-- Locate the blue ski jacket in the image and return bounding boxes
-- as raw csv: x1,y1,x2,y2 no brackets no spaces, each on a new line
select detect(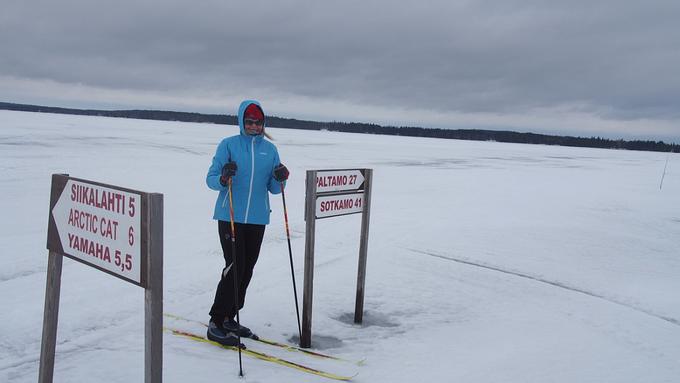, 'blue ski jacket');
206,100,284,225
